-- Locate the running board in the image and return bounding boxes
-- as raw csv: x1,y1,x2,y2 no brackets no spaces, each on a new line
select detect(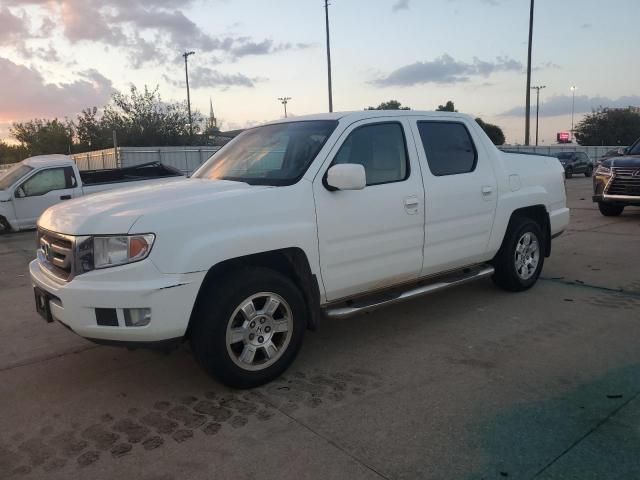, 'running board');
322,264,495,319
